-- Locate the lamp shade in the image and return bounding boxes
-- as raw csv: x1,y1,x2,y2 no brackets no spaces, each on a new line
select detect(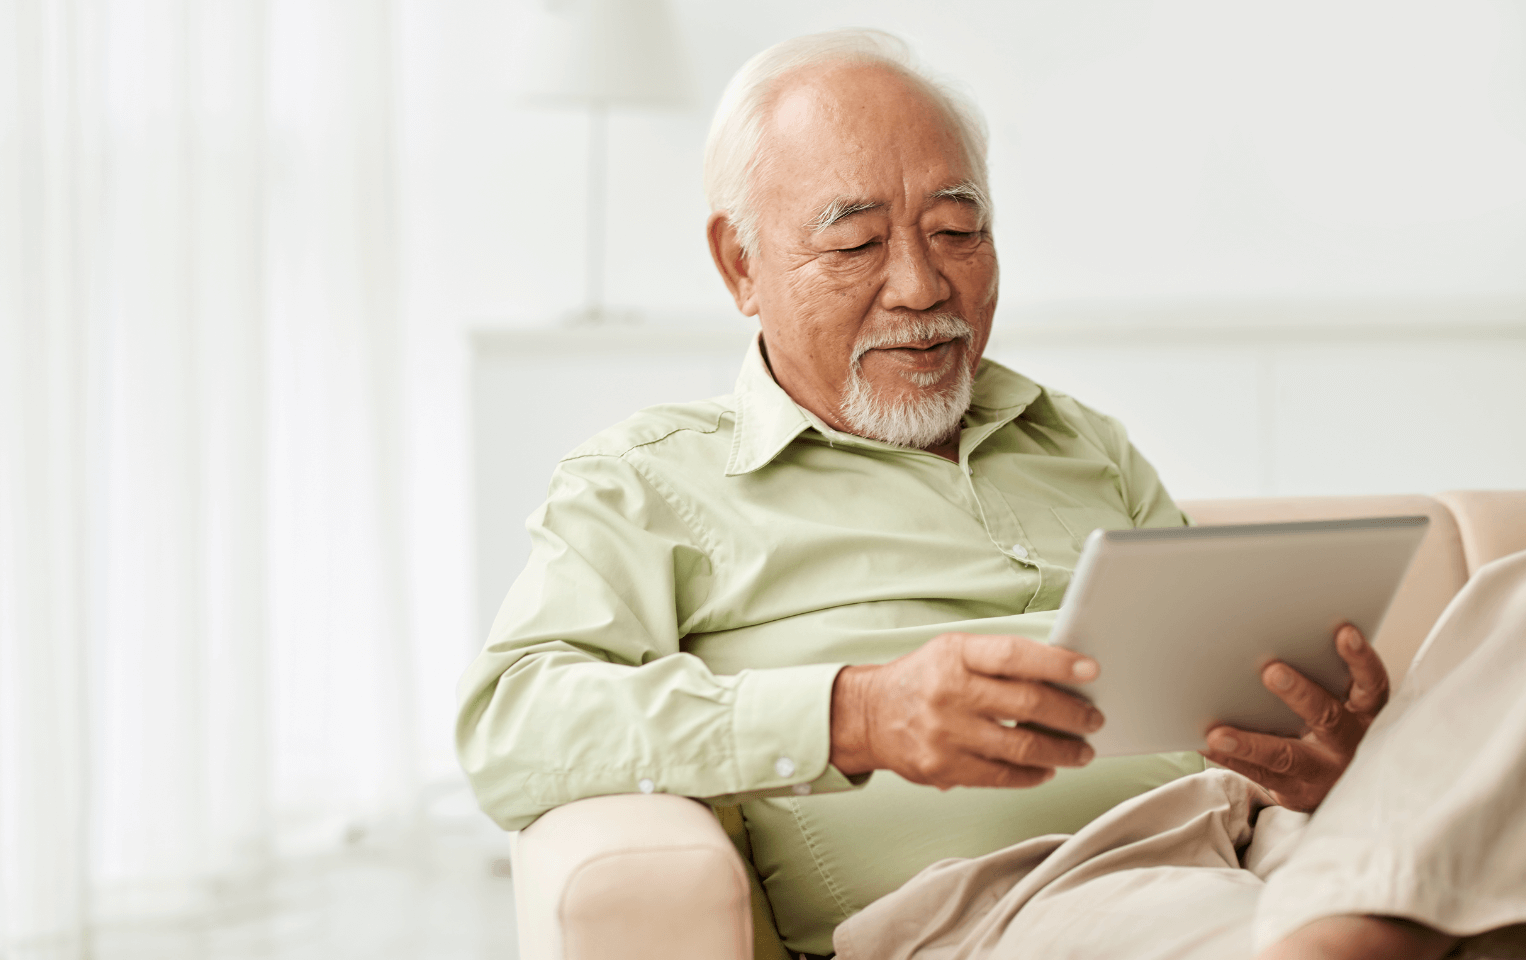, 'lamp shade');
508,0,690,107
